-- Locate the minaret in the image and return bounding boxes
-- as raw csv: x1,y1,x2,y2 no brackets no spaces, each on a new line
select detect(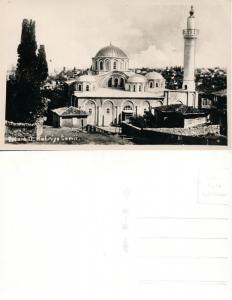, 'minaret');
182,6,199,91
